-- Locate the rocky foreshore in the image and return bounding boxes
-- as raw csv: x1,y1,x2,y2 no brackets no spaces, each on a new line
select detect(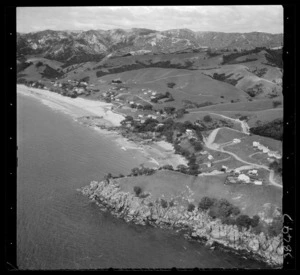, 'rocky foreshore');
78,178,283,267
